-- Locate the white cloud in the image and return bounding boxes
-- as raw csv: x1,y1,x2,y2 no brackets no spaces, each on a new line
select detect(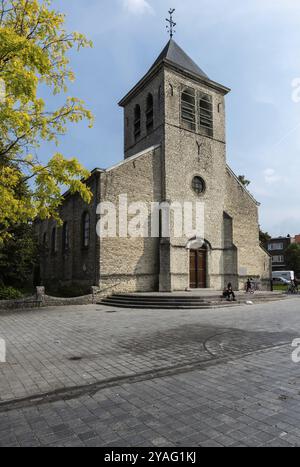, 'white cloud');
263,168,286,184
122,0,154,15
